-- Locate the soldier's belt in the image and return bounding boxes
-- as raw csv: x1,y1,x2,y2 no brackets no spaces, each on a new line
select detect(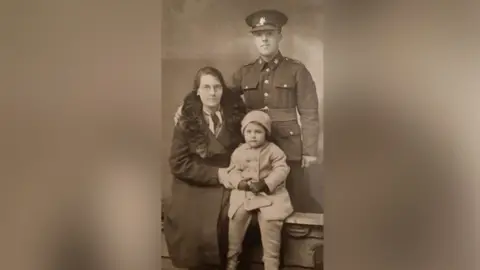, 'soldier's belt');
259,107,297,122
